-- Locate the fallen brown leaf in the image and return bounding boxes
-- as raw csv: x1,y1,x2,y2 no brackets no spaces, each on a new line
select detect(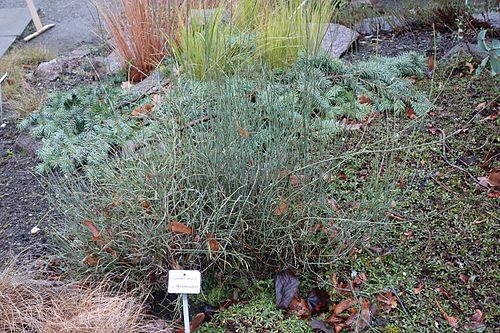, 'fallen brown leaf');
396,176,405,189
436,301,459,329
358,95,372,105
407,107,417,120
487,191,500,198
427,53,436,73
486,169,500,189
207,233,221,252
413,283,424,294
358,299,372,330
436,287,451,299
376,291,397,312
141,200,152,213
289,297,311,319
327,197,341,211
353,273,367,286
290,174,305,187
236,121,250,138
459,274,469,284
274,198,288,216
465,309,485,331
83,219,100,240
334,298,356,315
131,103,155,117
83,252,98,267
167,221,193,235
